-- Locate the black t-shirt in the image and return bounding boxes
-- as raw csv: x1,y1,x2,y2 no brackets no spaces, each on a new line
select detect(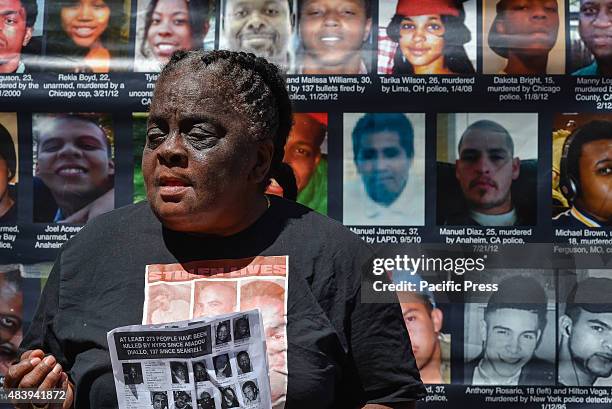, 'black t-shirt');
21,197,425,408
